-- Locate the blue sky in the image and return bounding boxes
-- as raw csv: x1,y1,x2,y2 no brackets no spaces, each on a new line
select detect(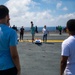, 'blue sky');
32,0,75,15
0,0,75,27
0,0,7,4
